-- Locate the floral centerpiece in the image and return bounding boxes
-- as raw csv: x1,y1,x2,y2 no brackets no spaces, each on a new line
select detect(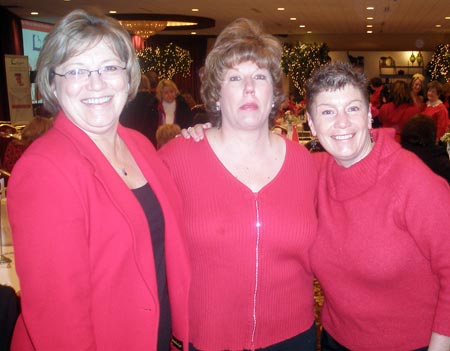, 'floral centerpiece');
275,101,307,126
441,131,450,158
